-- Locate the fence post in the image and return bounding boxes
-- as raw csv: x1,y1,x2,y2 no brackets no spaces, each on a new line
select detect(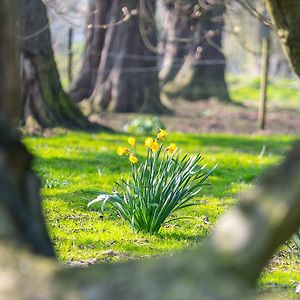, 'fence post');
258,26,271,130
67,27,73,84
